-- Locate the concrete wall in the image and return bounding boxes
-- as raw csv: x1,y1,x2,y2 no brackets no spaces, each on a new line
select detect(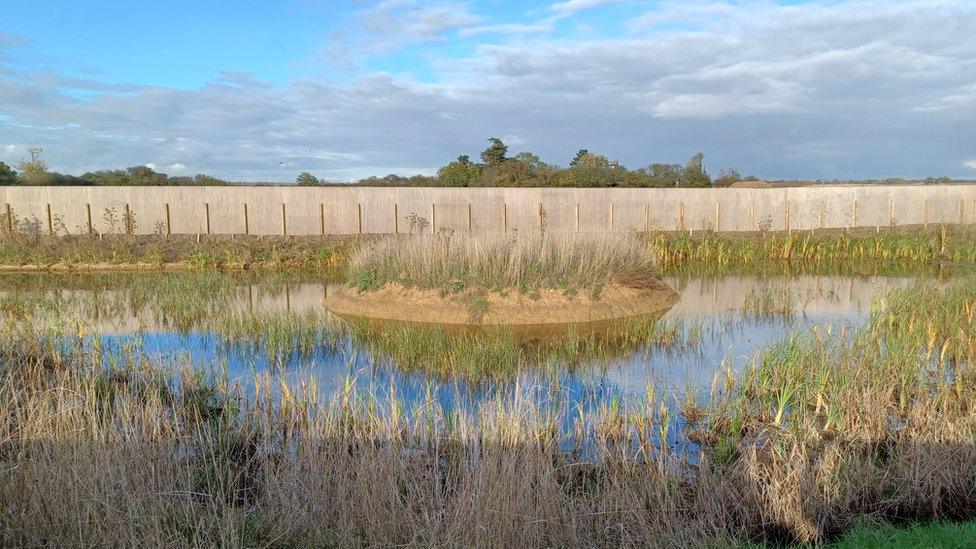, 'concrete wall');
1,185,974,236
